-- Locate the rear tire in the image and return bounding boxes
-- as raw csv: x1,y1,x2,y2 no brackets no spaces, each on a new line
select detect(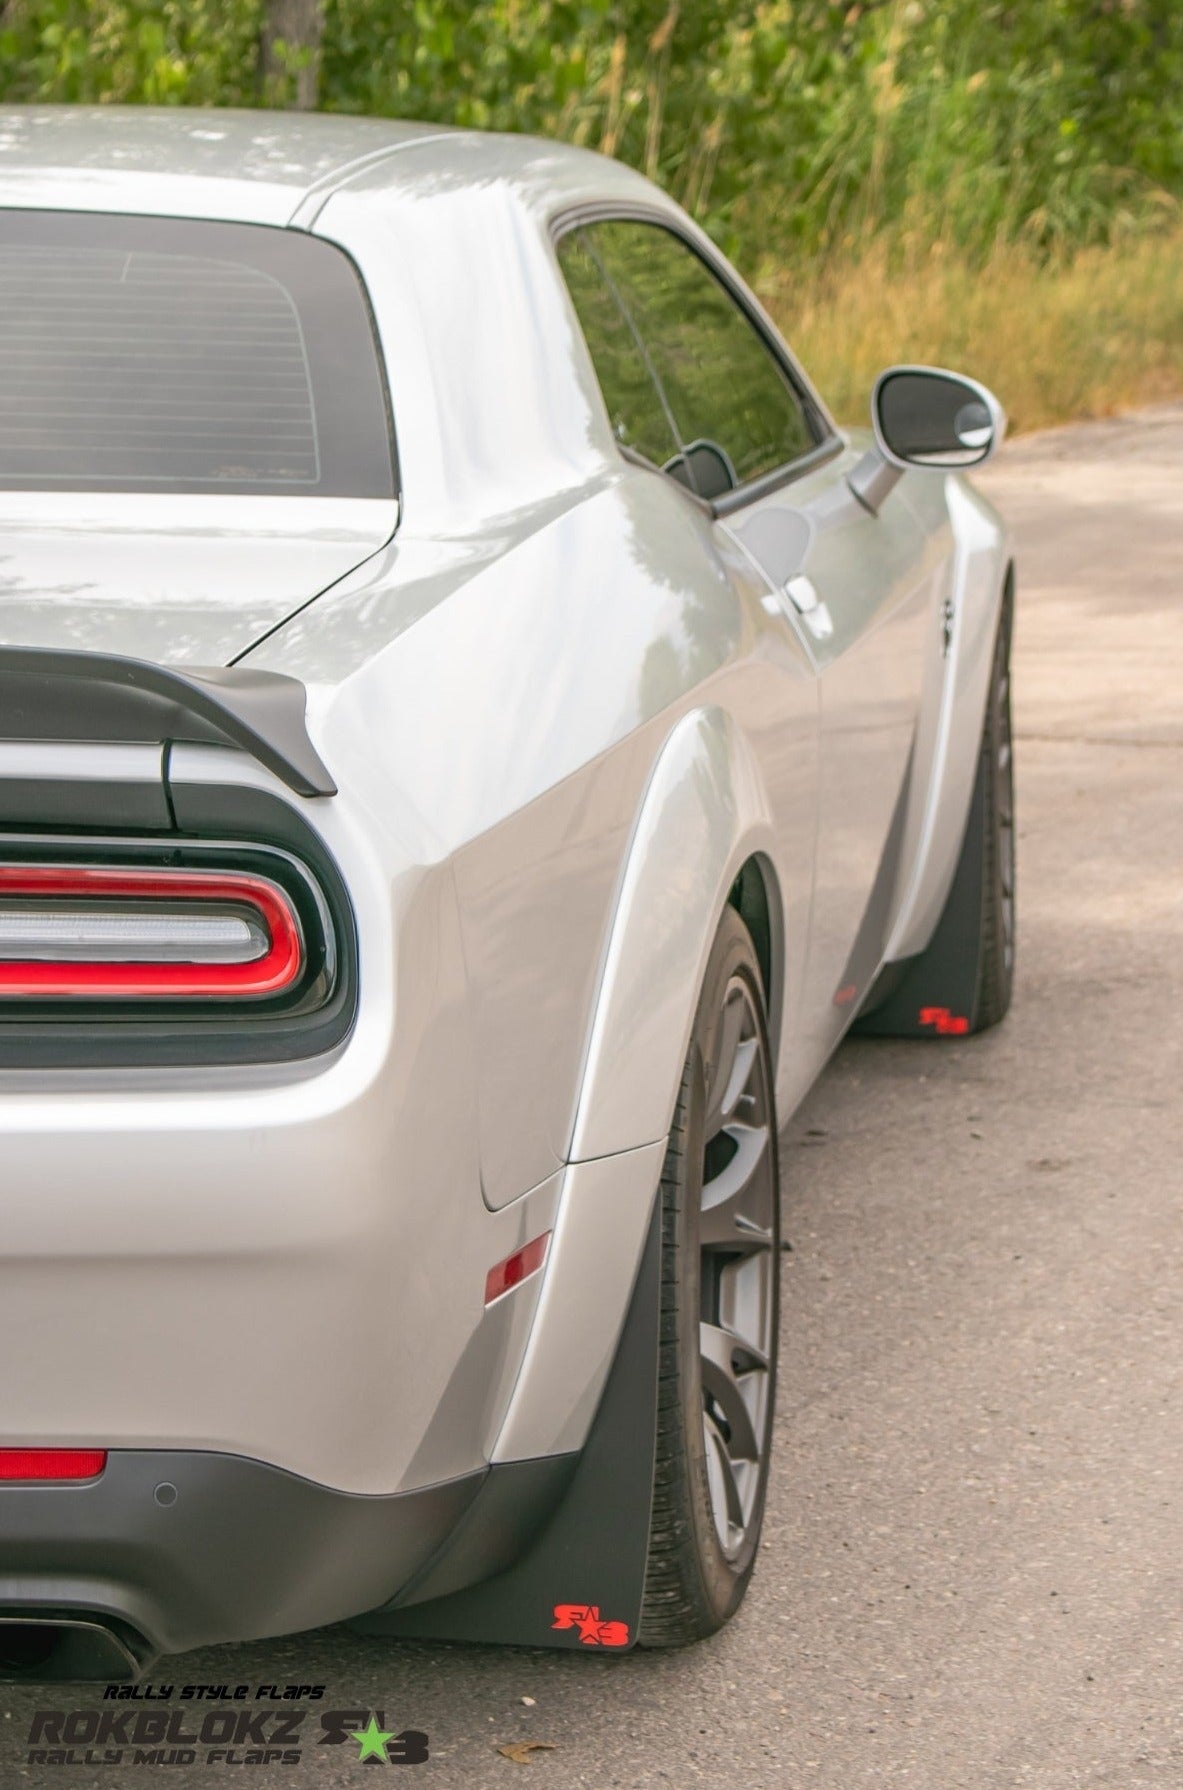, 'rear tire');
638,906,780,1646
